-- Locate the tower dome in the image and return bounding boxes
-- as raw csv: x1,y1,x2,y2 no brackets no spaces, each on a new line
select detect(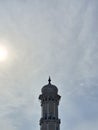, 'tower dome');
42,77,58,95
